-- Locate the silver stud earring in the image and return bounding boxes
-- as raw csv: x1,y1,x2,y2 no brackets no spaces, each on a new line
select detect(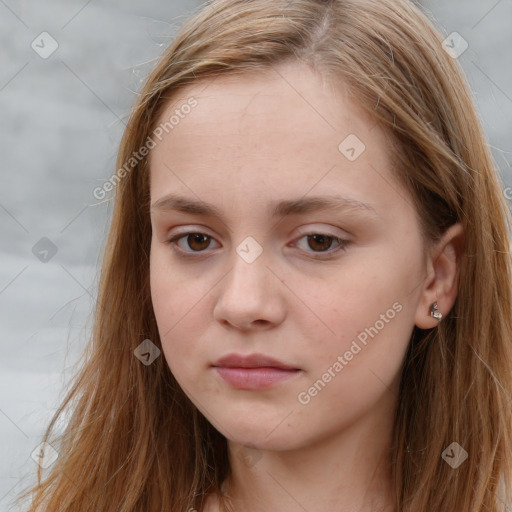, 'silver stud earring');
430,301,442,320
